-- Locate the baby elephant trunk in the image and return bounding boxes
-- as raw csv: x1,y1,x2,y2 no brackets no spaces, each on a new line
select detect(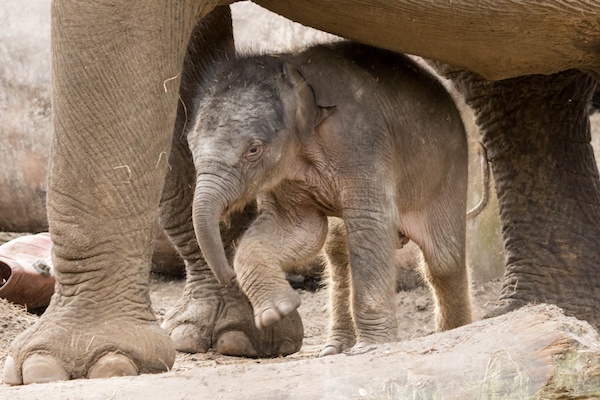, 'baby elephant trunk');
192,178,237,287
